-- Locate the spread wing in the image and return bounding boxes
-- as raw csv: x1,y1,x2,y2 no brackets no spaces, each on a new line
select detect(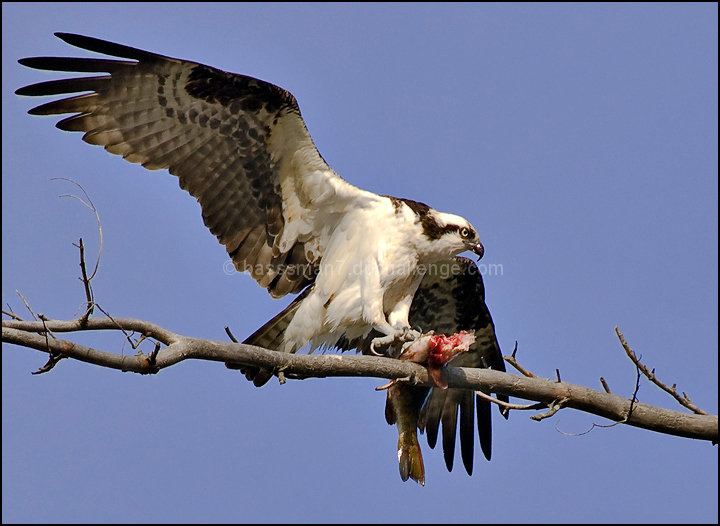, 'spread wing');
16,32,377,298
410,256,509,476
